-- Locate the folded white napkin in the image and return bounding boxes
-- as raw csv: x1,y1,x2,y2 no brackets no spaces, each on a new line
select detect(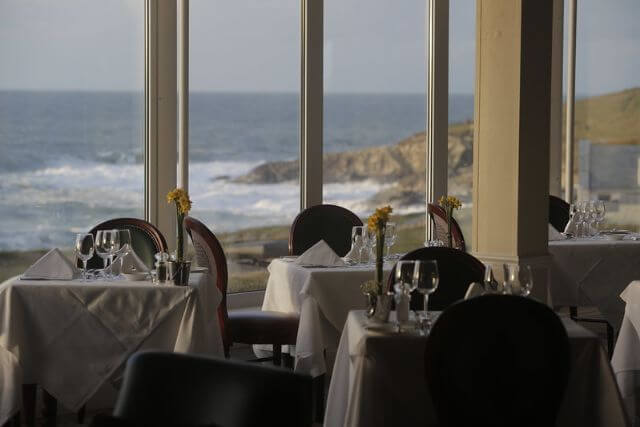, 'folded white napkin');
548,224,566,241
22,248,78,280
107,248,149,276
294,240,346,267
